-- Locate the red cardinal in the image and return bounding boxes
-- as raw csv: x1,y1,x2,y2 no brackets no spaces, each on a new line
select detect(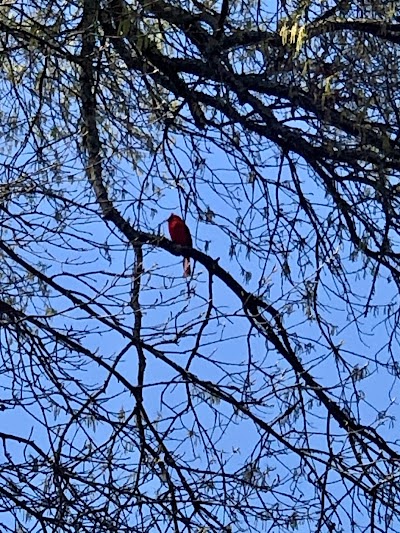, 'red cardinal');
168,213,192,277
